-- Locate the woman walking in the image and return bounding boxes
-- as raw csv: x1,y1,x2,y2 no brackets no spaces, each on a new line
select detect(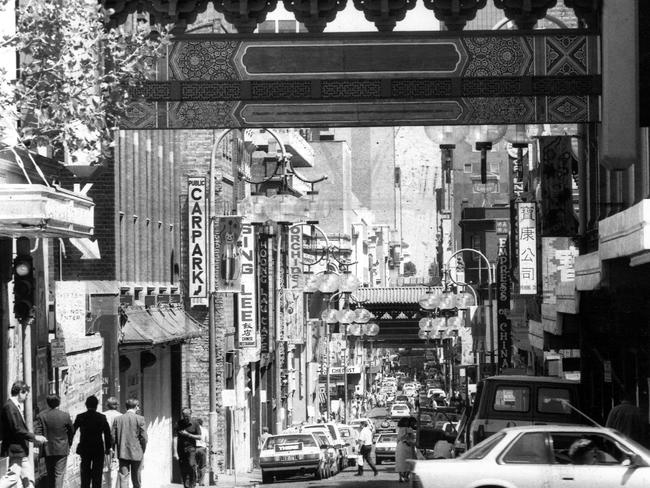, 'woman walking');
395,417,416,482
